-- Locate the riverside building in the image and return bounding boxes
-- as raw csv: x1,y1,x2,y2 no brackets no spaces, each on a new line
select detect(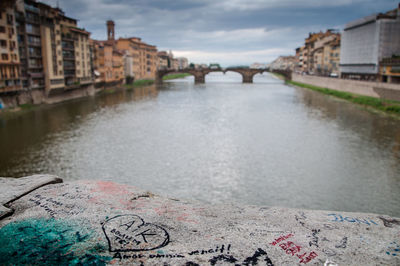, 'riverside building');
340,4,400,81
